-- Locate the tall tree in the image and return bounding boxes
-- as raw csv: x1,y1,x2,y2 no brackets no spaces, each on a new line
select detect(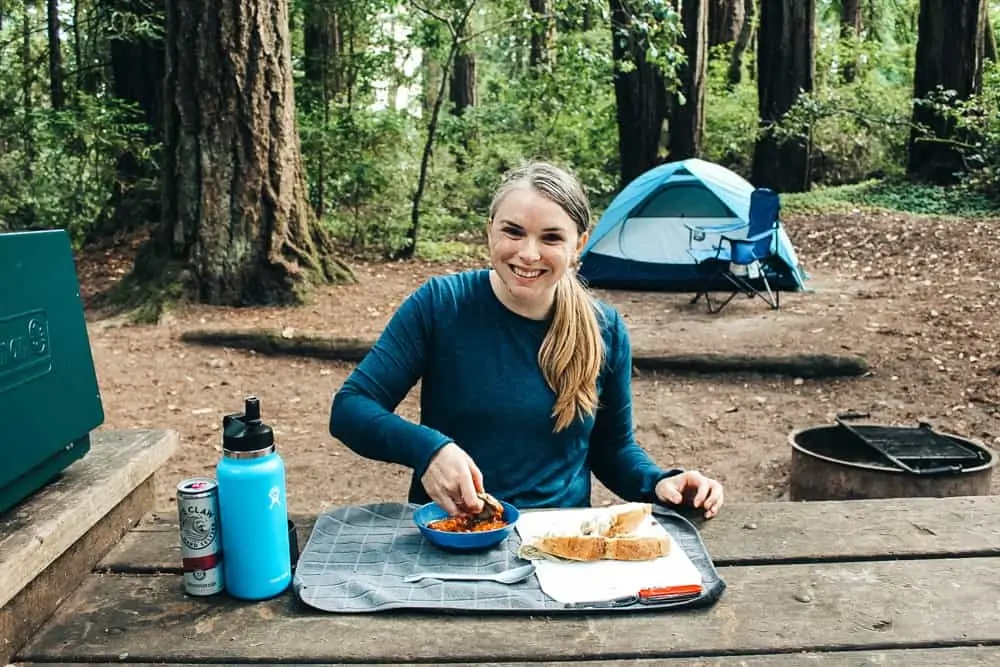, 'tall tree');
751,0,815,193
840,0,863,83
151,0,352,306
529,0,556,69
105,0,166,238
907,0,987,184
708,0,743,47
610,0,669,188
449,22,476,115
670,0,708,159
727,0,754,86
46,0,64,109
